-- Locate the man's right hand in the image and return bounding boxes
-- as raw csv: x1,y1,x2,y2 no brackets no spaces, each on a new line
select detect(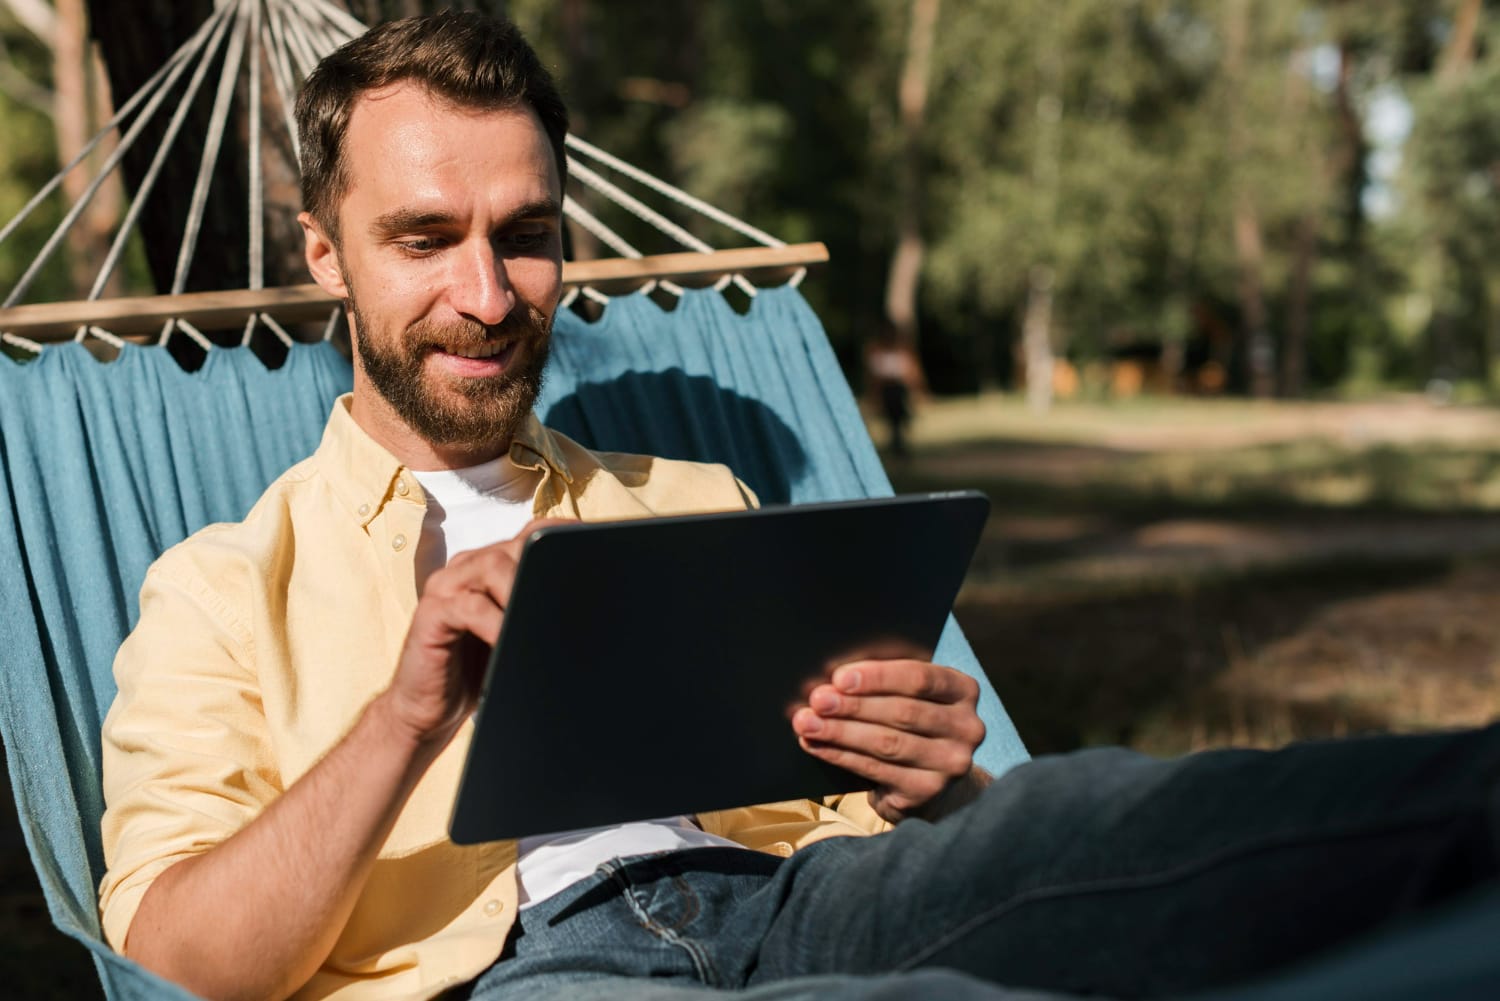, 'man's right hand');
125,518,566,1001
380,518,569,750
